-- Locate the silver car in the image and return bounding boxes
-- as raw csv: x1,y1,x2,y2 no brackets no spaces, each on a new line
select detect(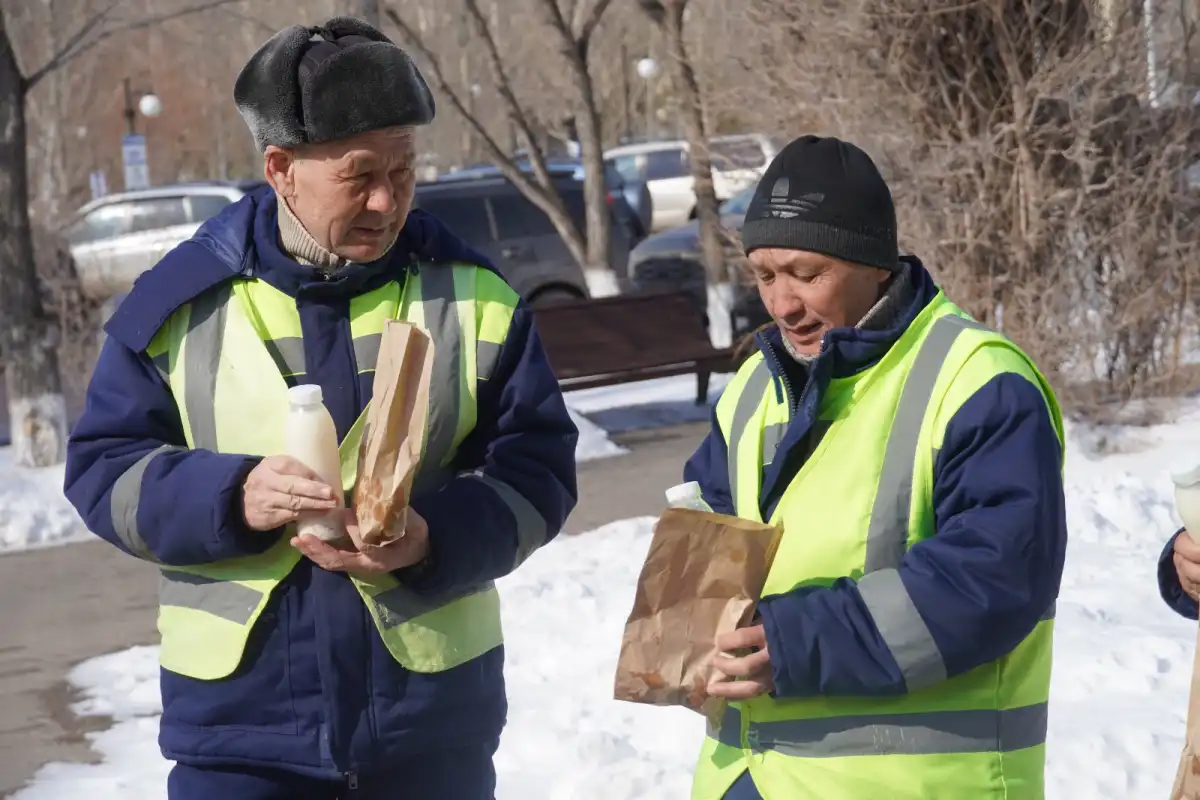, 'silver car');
604,134,777,233
65,181,266,300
